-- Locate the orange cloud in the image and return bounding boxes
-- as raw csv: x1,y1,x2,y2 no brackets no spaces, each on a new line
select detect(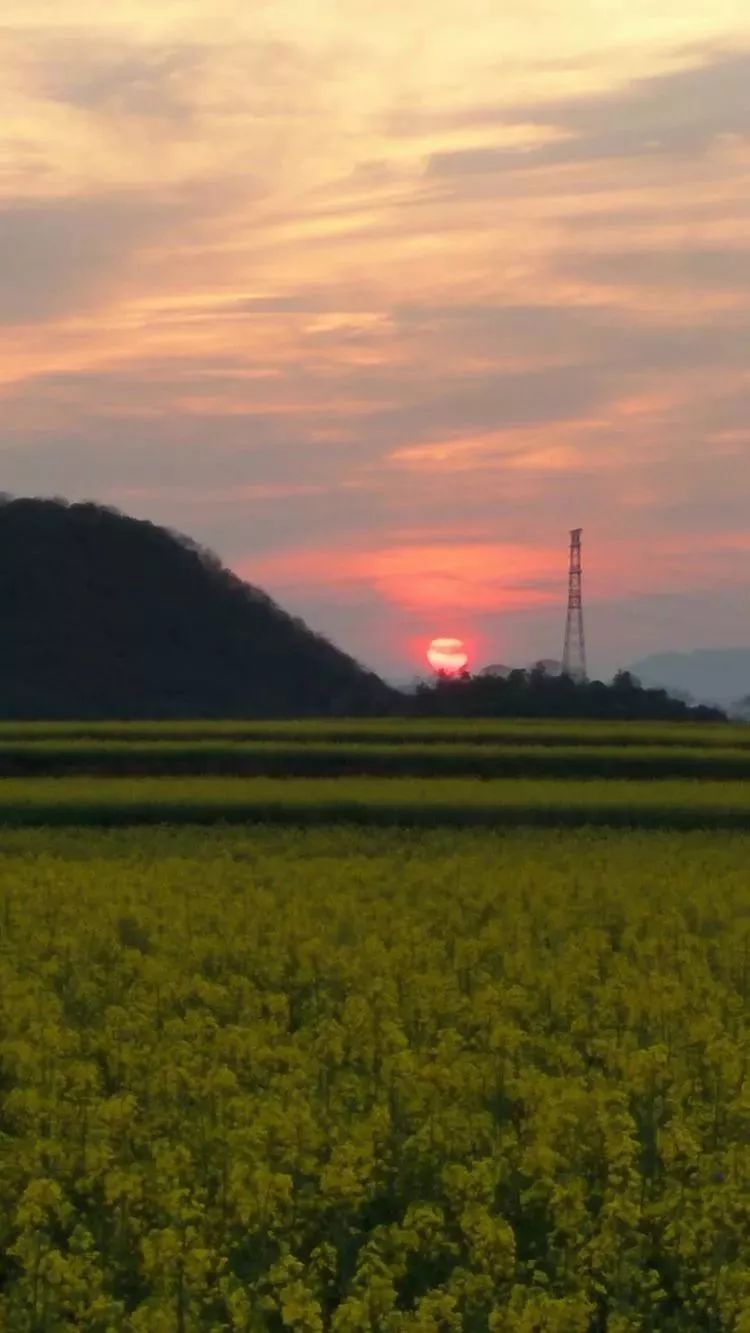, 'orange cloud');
3,8,750,675
243,541,564,614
